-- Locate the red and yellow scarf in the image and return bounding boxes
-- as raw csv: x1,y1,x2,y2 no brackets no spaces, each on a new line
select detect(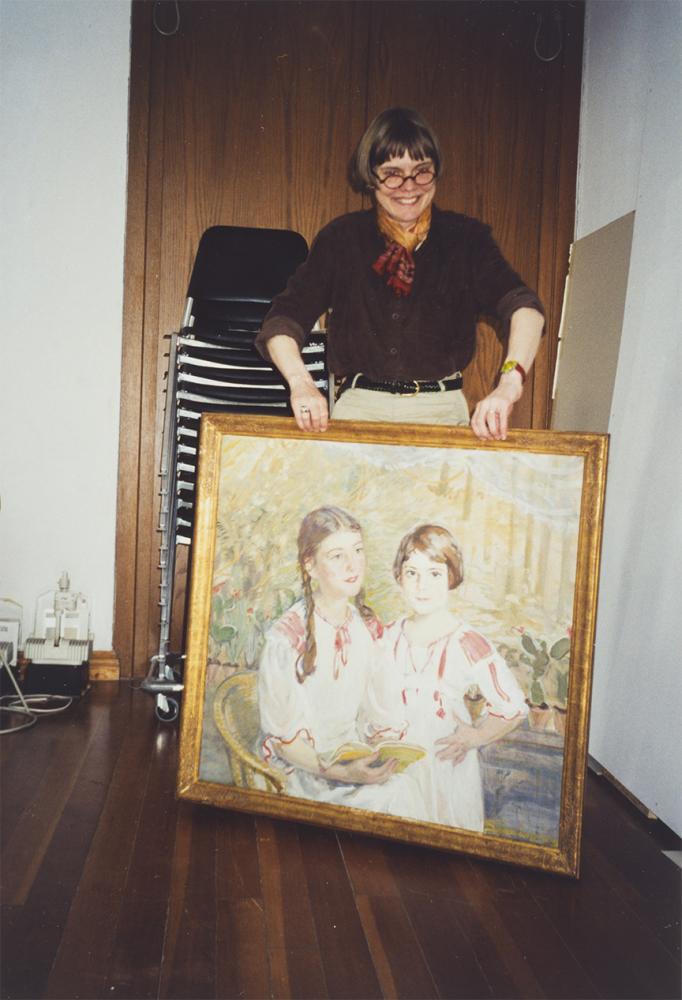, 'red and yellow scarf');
372,205,432,297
